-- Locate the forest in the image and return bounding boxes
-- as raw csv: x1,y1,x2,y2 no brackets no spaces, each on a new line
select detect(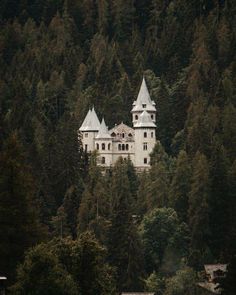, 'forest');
0,0,236,294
